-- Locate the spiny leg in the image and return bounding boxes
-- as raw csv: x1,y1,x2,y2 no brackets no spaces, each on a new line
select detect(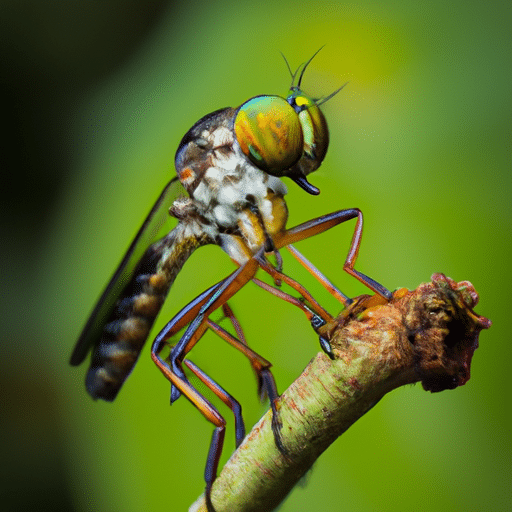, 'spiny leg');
274,208,392,300
205,316,273,393
171,304,275,400
151,286,252,509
